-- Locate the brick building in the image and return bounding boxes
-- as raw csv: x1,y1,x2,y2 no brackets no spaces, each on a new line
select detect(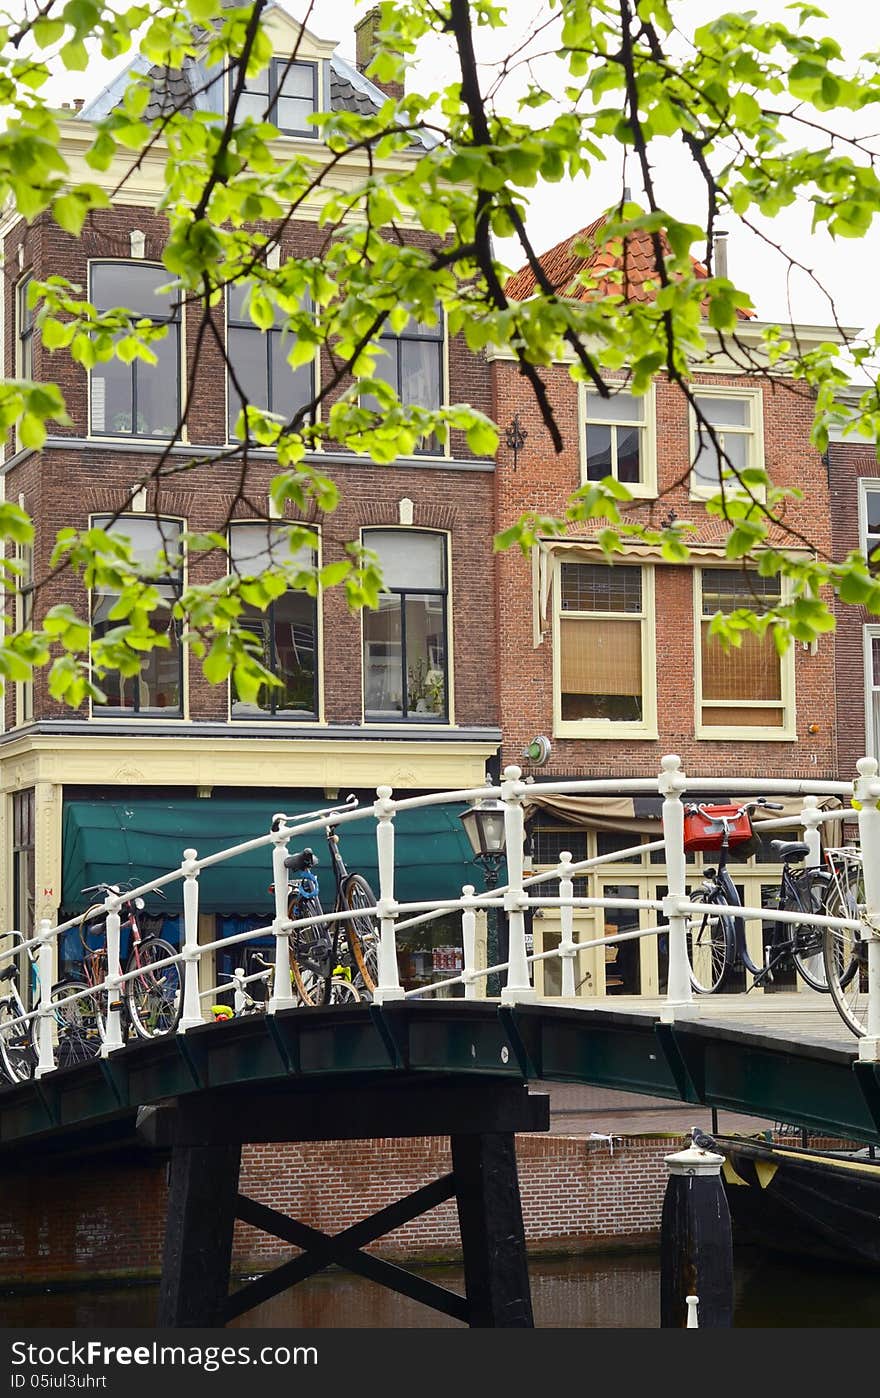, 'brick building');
0,6,500,989
490,215,844,999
